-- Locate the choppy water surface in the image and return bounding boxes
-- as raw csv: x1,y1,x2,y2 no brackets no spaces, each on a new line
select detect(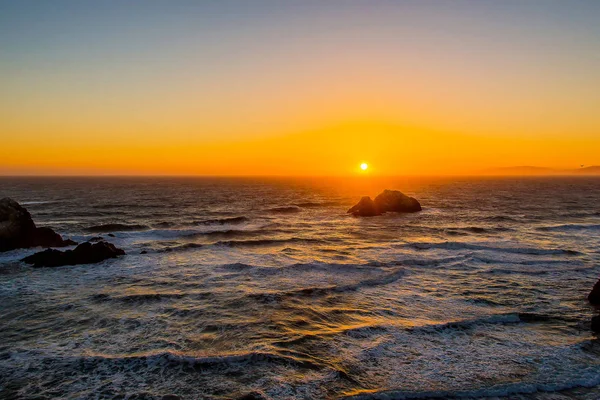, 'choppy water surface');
1,177,600,399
